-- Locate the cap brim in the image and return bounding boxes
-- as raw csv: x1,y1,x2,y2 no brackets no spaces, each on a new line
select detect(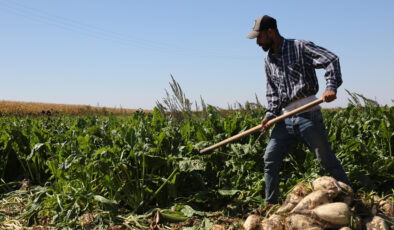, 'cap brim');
247,30,259,39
